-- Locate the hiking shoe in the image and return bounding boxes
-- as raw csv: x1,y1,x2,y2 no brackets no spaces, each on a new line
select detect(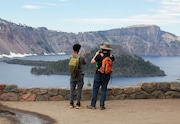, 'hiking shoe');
76,105,83,109
76,103,83,109
86,105,96,109
100,106,106,110
69,103,74,109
